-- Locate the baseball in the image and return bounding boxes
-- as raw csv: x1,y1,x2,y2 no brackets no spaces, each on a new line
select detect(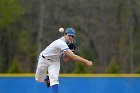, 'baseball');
59,28,64,33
